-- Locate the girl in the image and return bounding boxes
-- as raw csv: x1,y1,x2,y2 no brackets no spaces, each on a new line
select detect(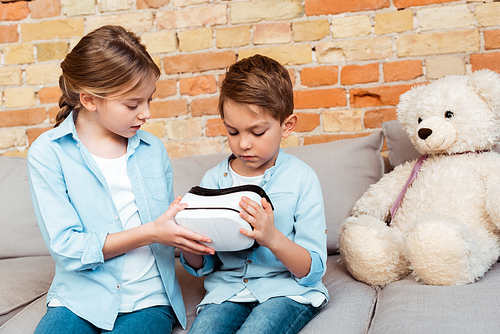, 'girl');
28,25,213,334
